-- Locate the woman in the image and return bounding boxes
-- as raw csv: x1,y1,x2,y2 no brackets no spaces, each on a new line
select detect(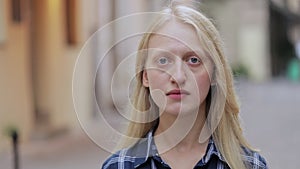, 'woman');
102,2,268,169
